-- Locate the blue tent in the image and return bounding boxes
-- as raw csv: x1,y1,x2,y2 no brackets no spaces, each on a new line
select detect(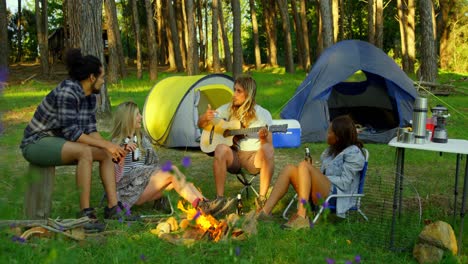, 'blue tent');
281,40,418,143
